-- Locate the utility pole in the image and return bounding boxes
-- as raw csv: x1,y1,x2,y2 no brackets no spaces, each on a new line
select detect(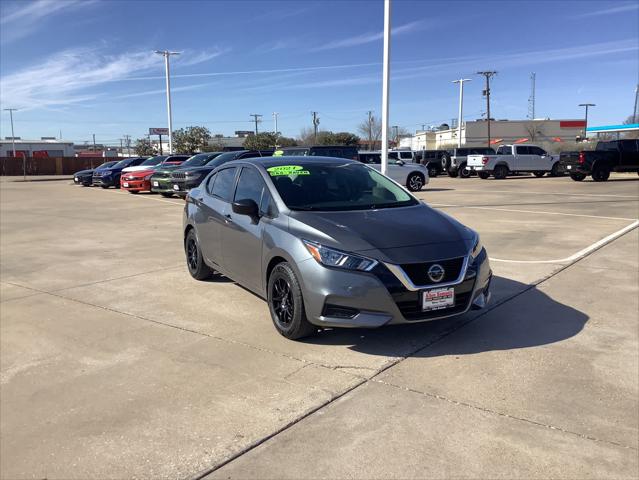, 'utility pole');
633,84,638,123
123,134,131,156
250,114,262,135
367,110,374,150
477,71,497,148
380,0,391,175
120,139,123,156
154,50,180,154
528,72,536,120
311,111,320,143
3,108,17,158
92,133,97,153
452,78,471,148
578,103,595,140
